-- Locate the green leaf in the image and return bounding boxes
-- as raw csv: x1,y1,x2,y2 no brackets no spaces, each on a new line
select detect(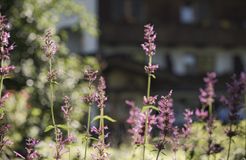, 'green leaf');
91,115,101,122
91,115,116,122
142,105,159,112
89,137,98,141
103,115,116,122
44,125,54,132
150,74,156,79
57,124,68,130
